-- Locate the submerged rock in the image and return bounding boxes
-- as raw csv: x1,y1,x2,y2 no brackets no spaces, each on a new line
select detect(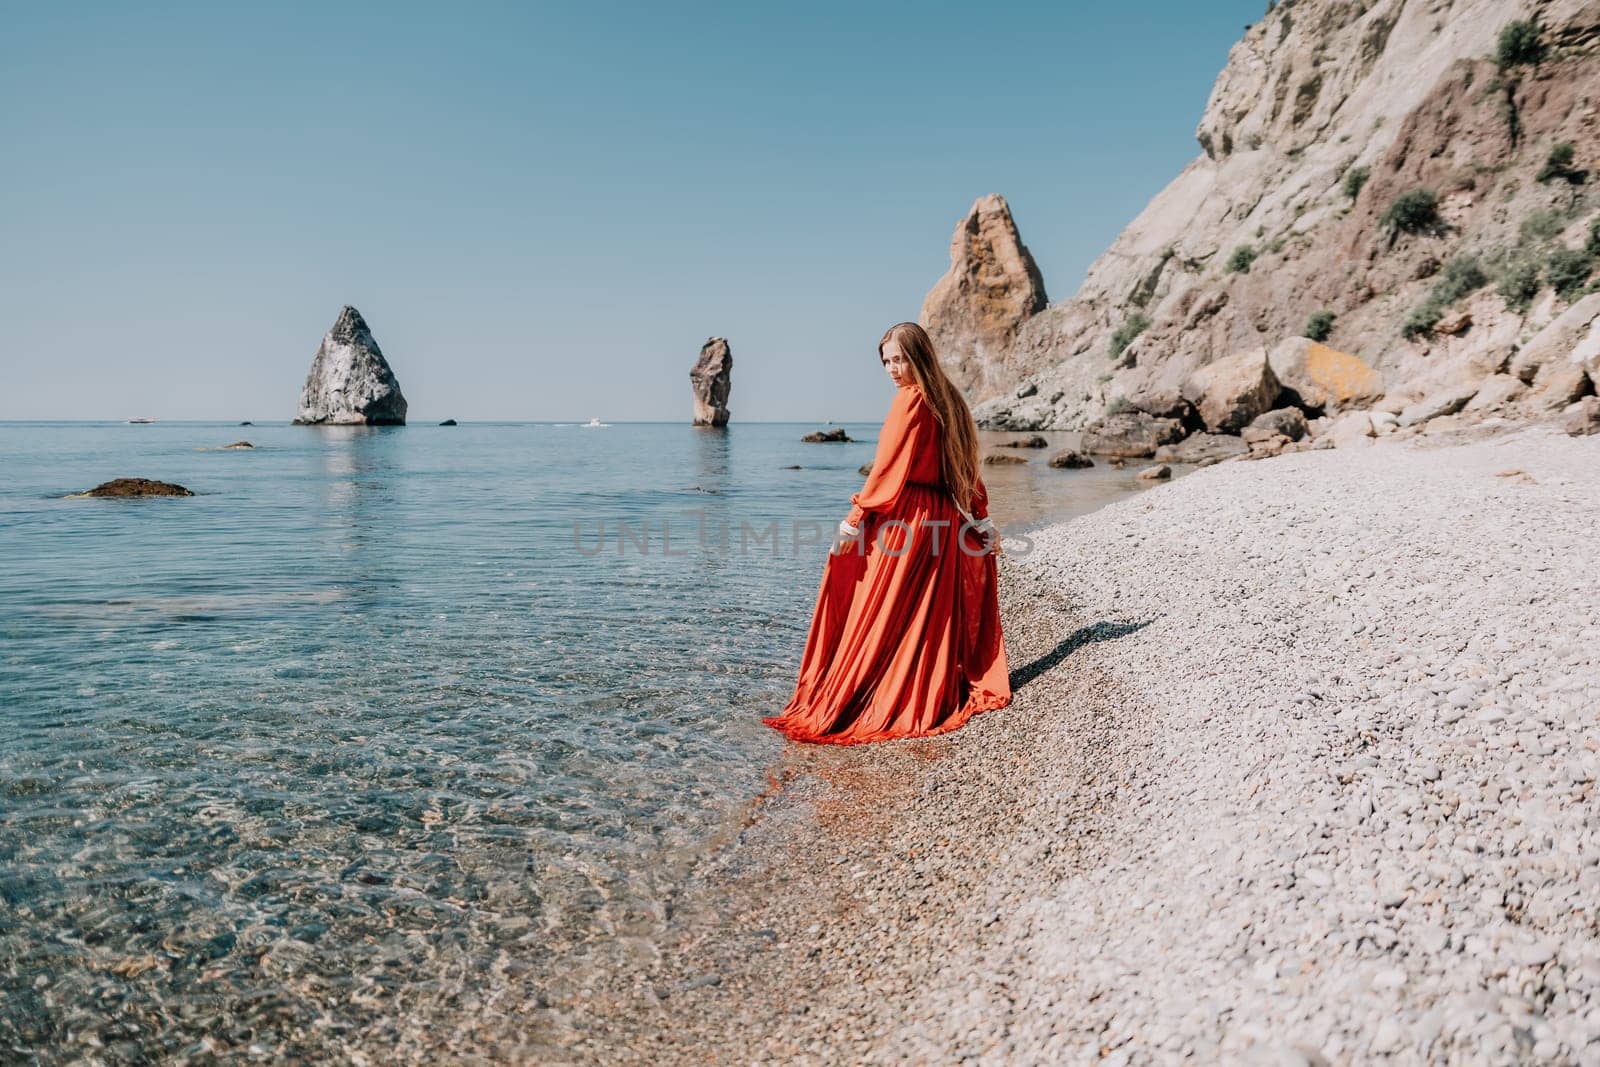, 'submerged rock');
221,441,254,450
1048,450,1094,469
1136,464,1172,481
74,478,194,498
983,453,1028,465
999,435,1049,449
293,306,407,426
802,428,854,443
690,337,732,427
